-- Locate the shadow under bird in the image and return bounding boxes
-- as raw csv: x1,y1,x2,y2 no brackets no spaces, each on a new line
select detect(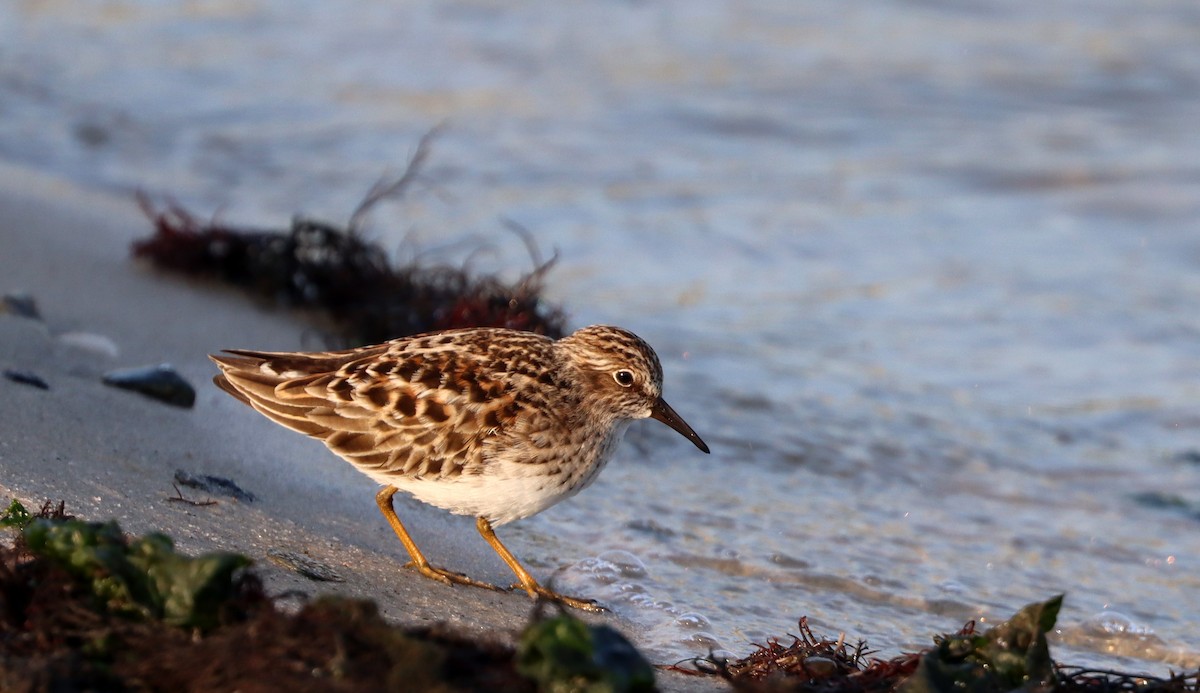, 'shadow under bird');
210,324,709,611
